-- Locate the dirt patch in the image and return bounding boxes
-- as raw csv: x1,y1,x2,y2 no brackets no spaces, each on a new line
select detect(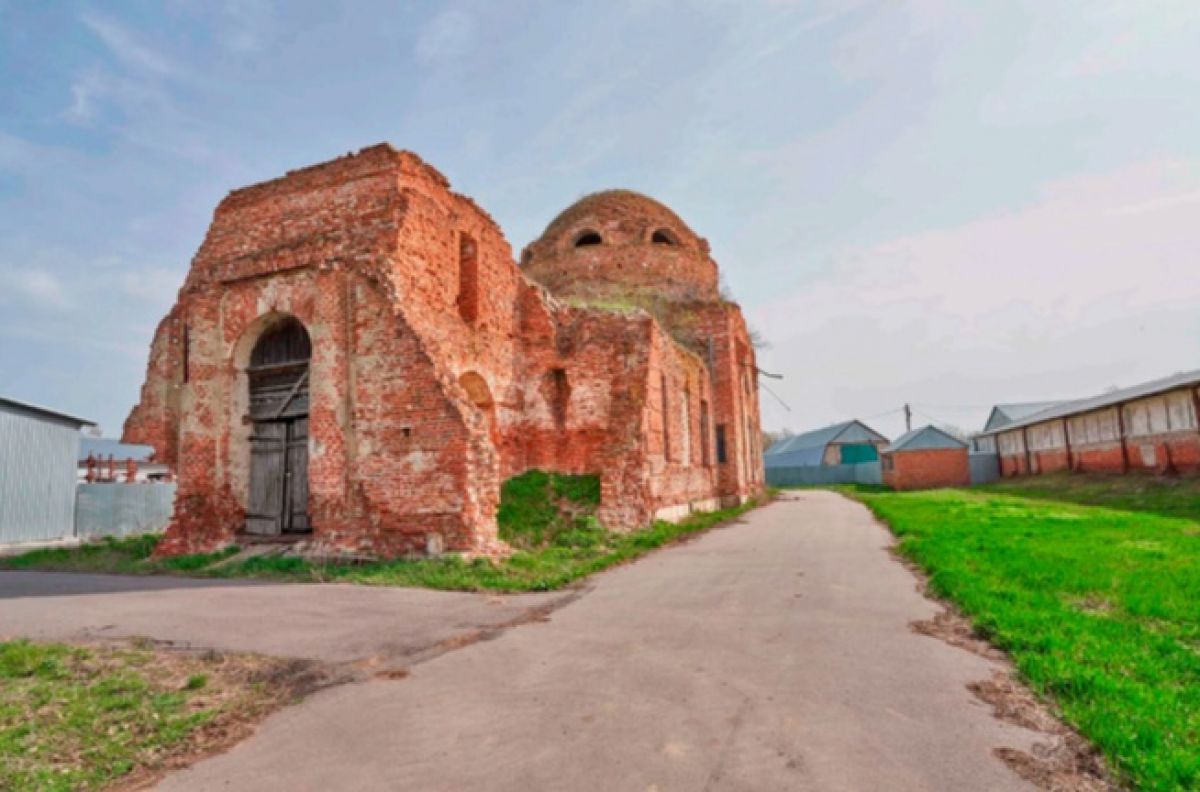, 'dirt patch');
112,642,336,791
910,608,1007,663
1068,595,1114,616
996,739,1116,792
